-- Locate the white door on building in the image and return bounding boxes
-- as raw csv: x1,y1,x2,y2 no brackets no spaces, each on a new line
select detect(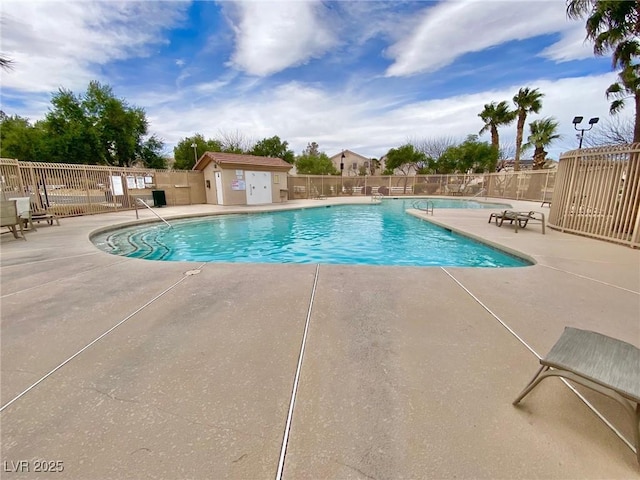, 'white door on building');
246,171,272,205
215,171,224,205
